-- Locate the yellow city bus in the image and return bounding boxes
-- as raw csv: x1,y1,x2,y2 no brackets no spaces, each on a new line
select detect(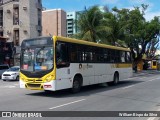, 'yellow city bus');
20,36,133,93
